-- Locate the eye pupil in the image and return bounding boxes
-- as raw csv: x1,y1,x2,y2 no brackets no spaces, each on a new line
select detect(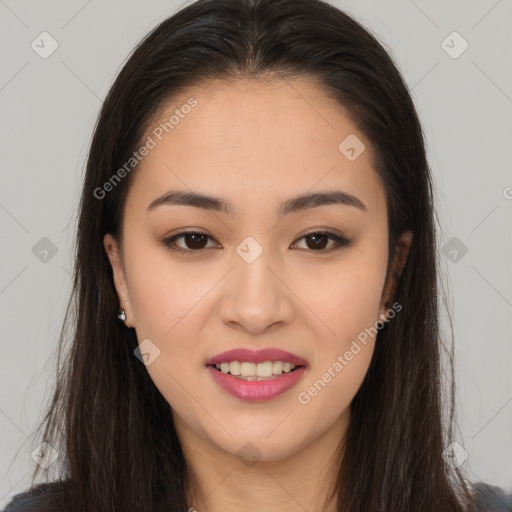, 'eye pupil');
306,234,328,250
186,233,207,249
